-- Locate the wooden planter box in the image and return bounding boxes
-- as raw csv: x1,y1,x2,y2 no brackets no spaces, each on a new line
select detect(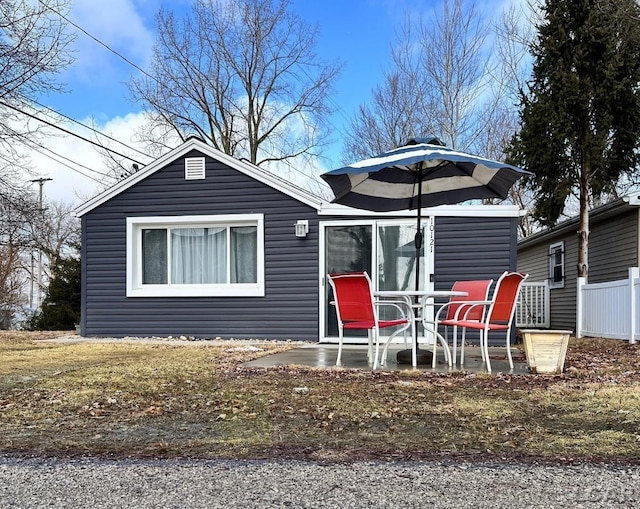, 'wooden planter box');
521,329,571,374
